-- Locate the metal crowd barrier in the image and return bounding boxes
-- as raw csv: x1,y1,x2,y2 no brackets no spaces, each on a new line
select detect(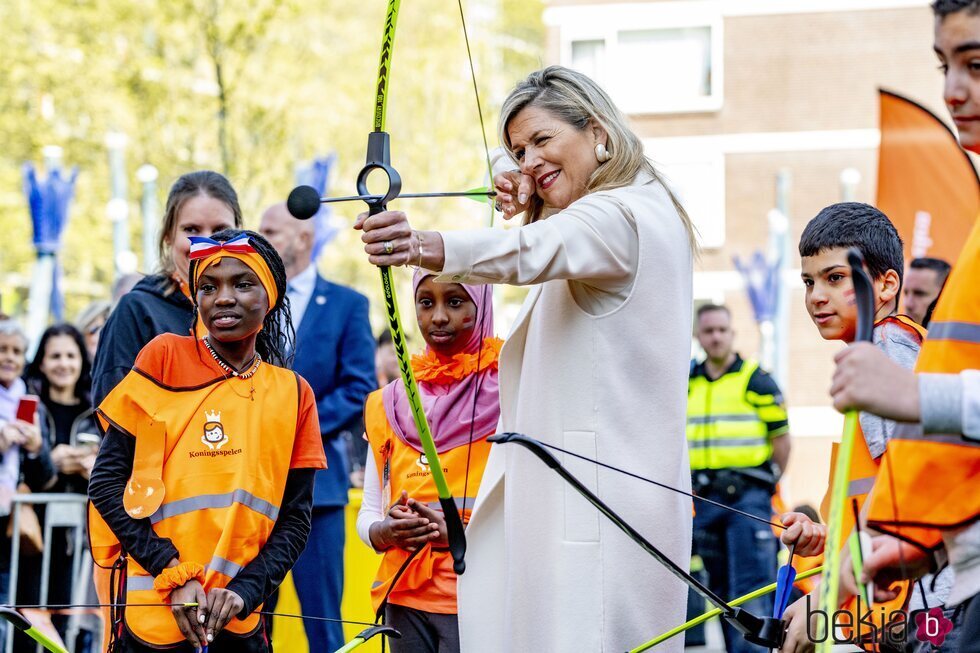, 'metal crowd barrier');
6,493,92,653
